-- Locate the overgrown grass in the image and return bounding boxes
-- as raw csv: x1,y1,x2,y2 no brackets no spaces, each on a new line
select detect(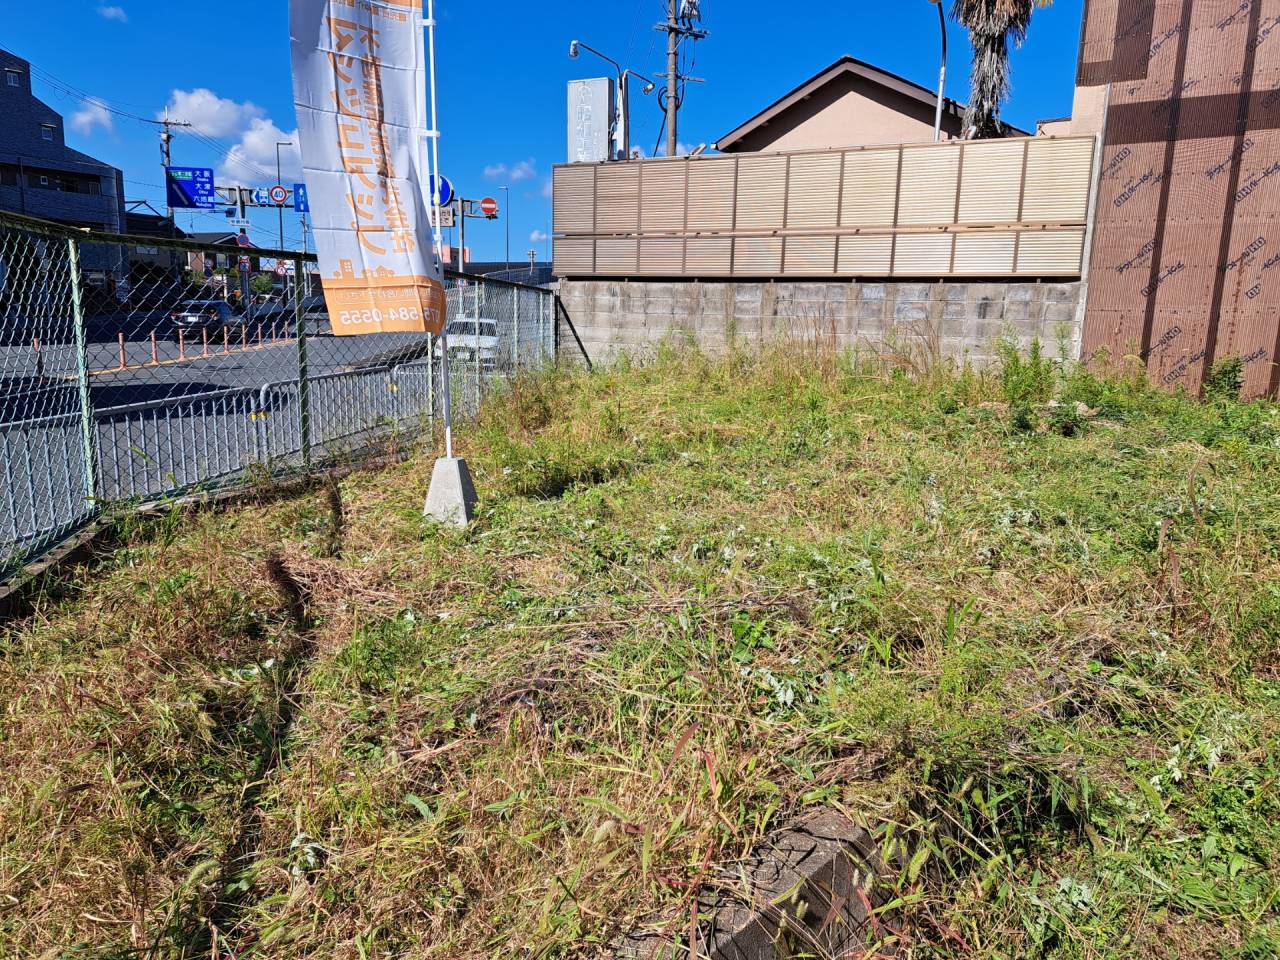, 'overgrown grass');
2,343,1278,959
